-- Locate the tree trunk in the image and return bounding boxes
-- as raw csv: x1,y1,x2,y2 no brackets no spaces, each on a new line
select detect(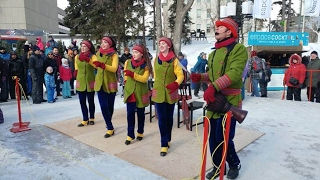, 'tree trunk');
281,0,286,32
142,0,146,45
155,0,162,41
172,0,195,55
287,0,292,32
